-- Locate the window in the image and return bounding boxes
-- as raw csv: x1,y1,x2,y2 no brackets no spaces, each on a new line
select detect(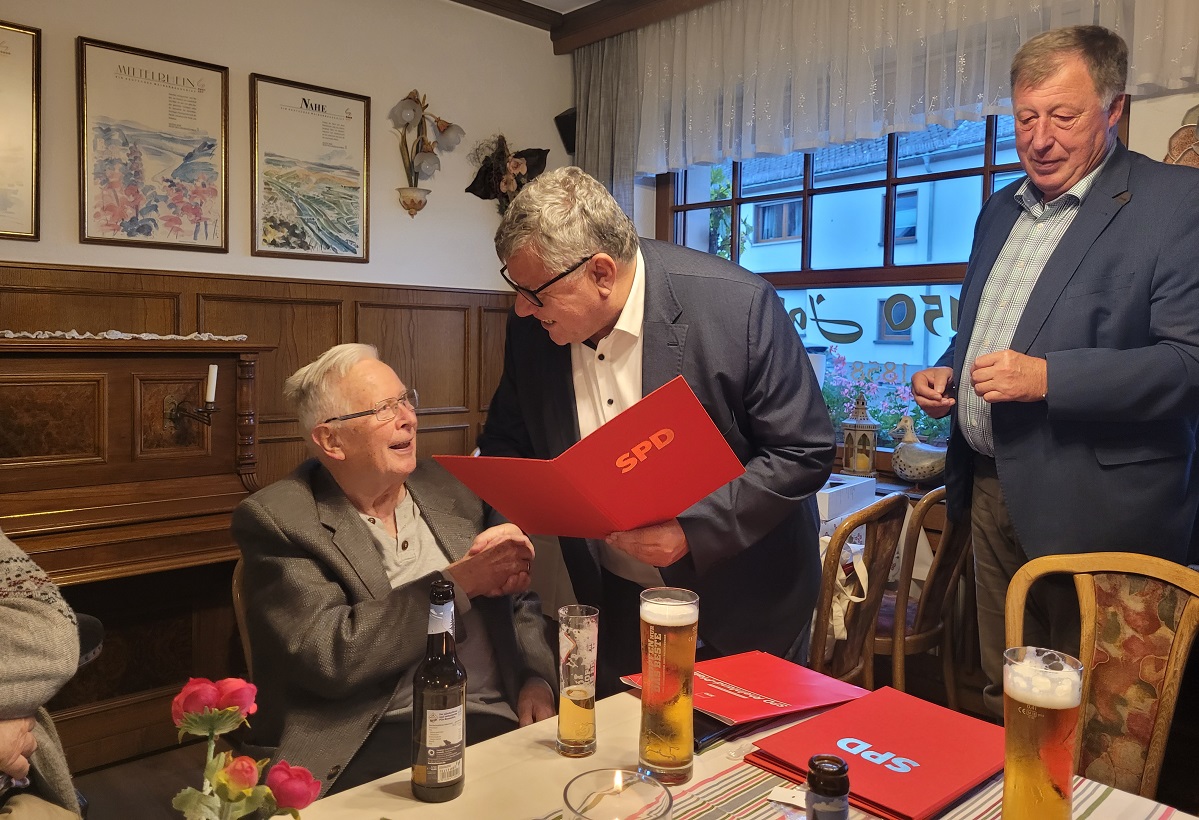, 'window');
753,199,802,243
663,116,1023,449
